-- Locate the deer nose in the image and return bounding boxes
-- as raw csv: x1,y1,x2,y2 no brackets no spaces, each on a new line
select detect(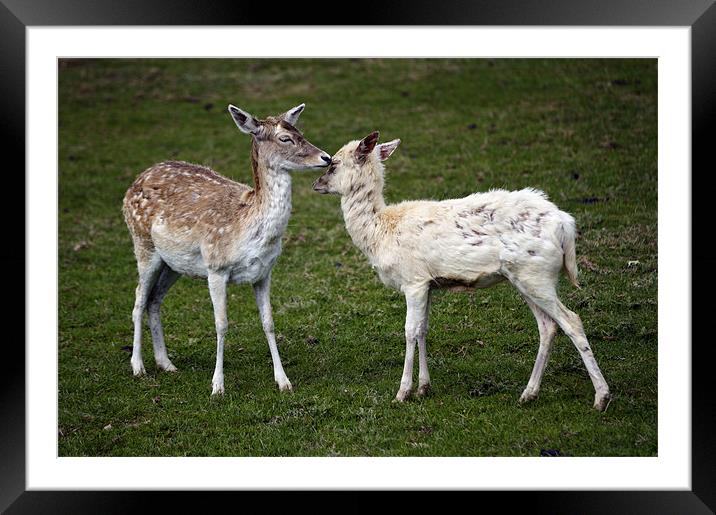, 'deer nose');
320,154,331,164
